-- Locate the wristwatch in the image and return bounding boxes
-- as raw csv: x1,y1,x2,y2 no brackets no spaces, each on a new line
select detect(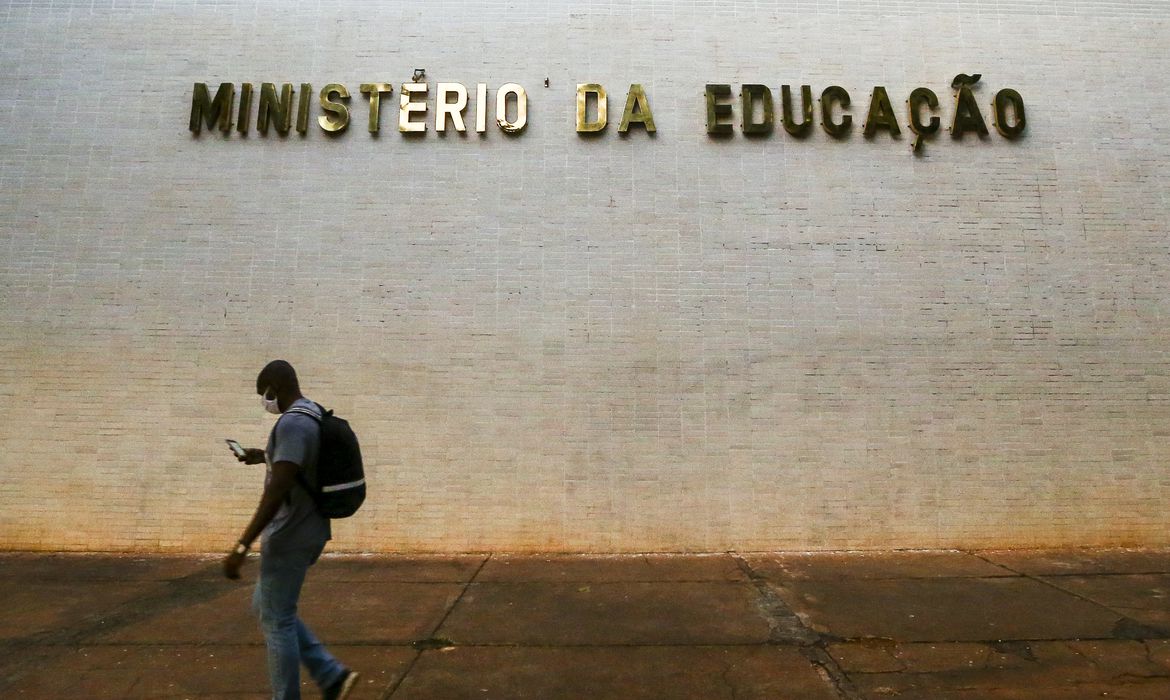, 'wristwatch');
234,542,250,555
